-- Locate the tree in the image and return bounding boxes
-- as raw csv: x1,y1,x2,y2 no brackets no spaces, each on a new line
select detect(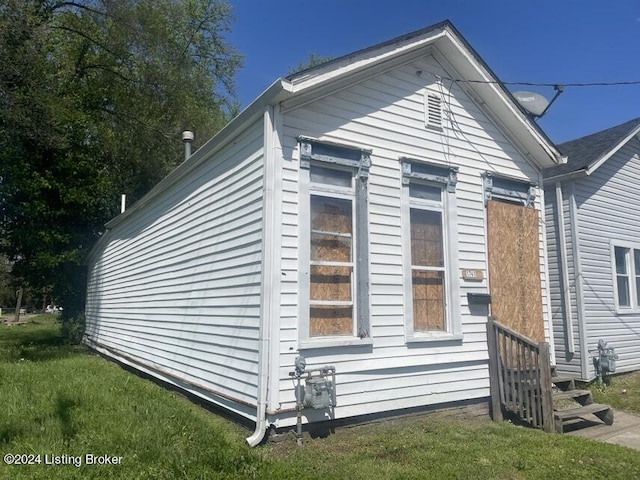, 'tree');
288,52,334,75
0,0,241,336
